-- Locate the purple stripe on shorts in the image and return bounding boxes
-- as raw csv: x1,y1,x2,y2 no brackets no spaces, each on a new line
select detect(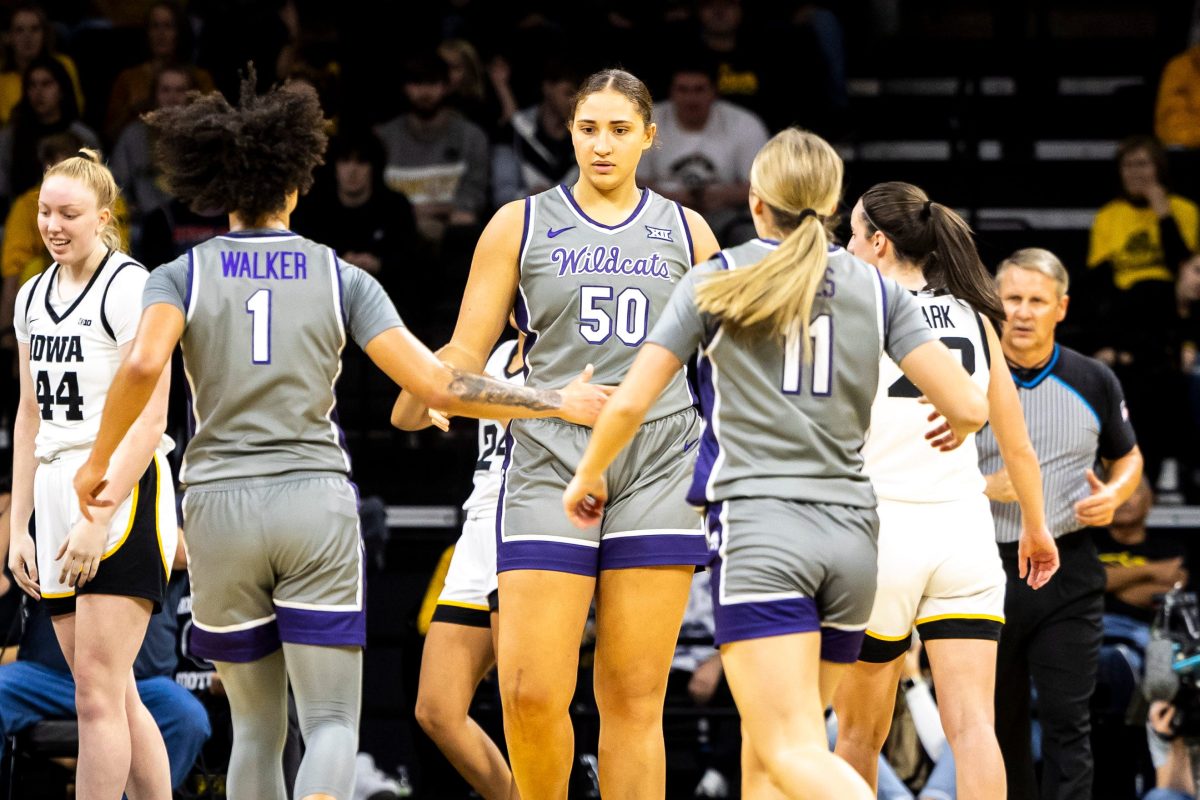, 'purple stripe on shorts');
599,533,709,571
275,605,366,648
687,355,719,506
497,539,599,577
710,558,821,647
189,621,280,663
704,502,724,553
820,627,866,664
